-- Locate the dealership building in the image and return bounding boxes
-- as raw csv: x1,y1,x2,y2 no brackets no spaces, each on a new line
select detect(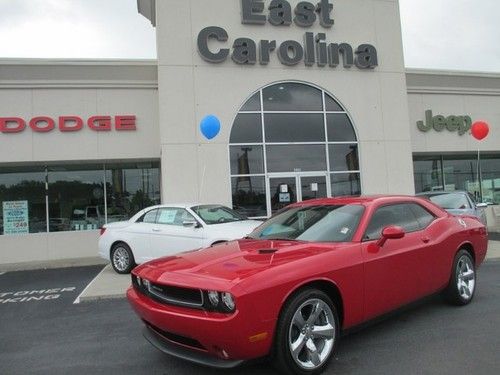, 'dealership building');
1,0,499,267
